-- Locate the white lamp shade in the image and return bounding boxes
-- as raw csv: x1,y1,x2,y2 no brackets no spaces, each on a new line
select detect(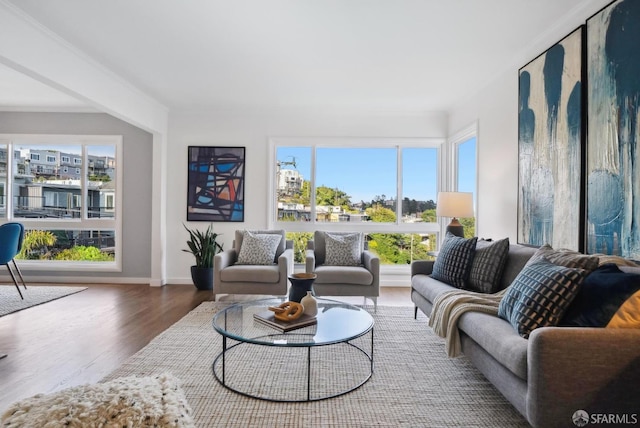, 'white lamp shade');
436,192,474,218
